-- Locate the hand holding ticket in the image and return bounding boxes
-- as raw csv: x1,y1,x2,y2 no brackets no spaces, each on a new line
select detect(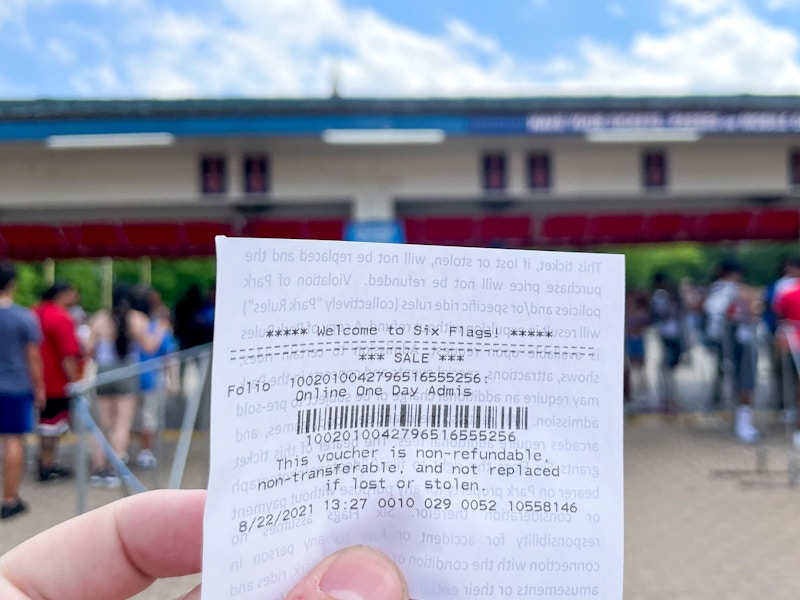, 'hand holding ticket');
202,238,624,599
